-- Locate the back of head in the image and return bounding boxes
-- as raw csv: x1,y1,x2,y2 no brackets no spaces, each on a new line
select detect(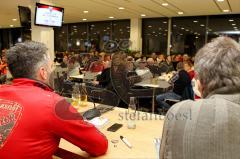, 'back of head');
7,41,48,79
194,37,240,97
